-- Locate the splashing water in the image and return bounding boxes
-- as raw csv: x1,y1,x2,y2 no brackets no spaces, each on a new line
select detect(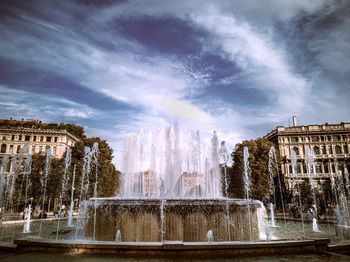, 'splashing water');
305,146,320,233
56,148,72,239
122,124,222,198
268,146,286,225
23,204,32,233
243,146,252,239
0,155,9,207
207,229,214,242
39,148,52,236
